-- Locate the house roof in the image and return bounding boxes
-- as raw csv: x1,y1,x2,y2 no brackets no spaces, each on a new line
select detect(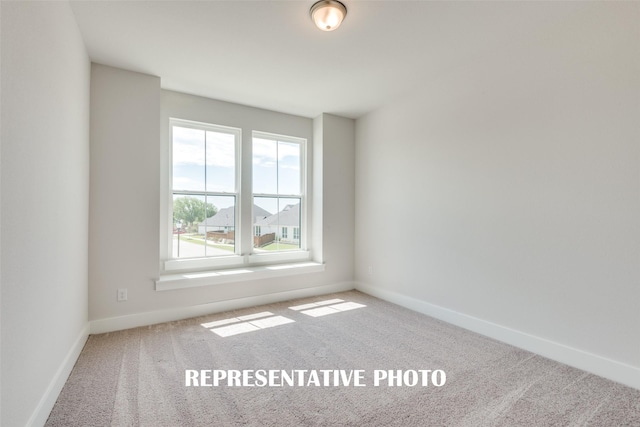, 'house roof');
200,205,272,228
255,203,300,227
